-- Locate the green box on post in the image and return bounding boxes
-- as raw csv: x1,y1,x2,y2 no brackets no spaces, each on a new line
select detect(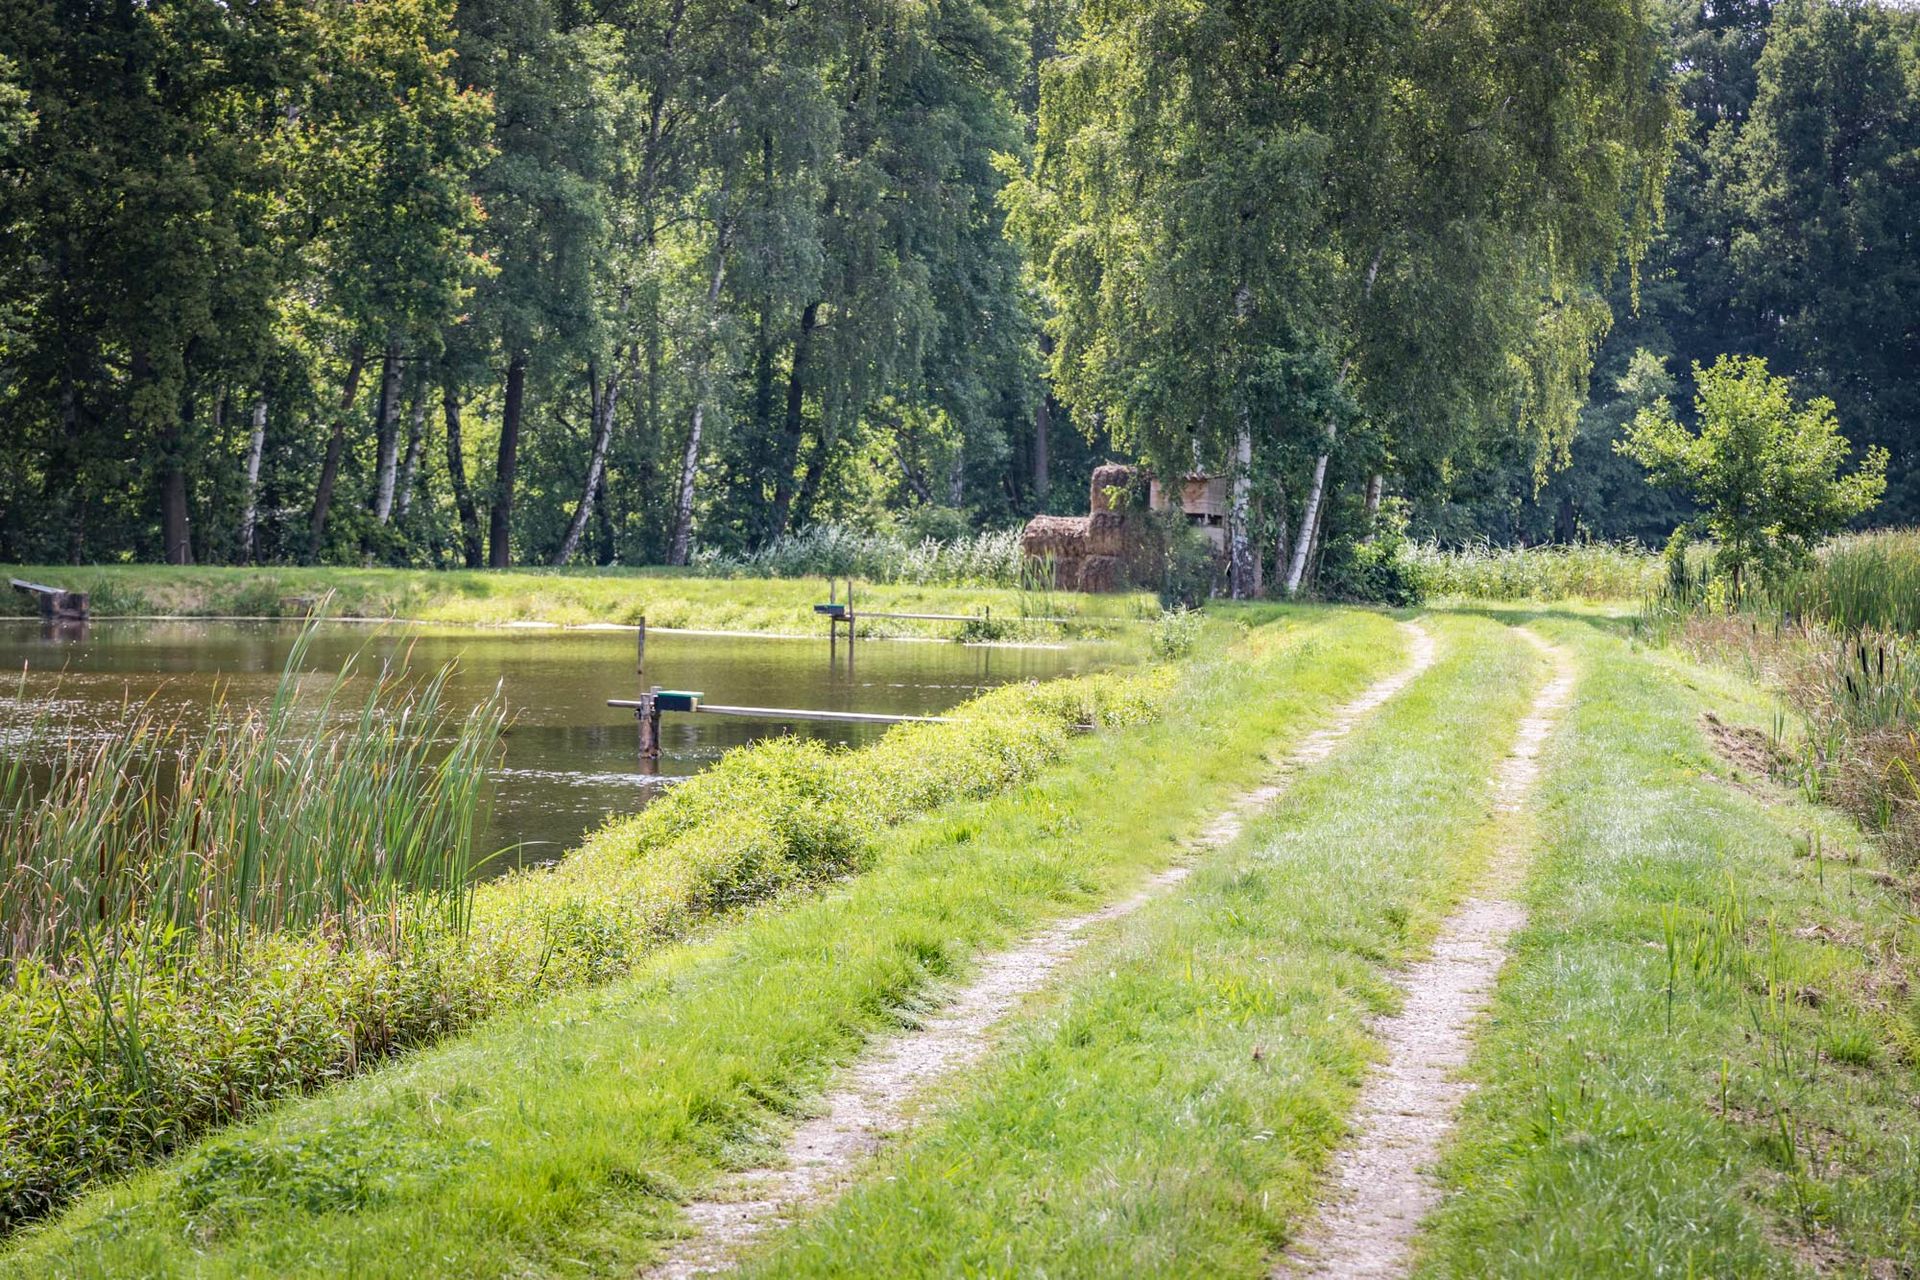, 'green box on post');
655,690,701,713
813,603,847,617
